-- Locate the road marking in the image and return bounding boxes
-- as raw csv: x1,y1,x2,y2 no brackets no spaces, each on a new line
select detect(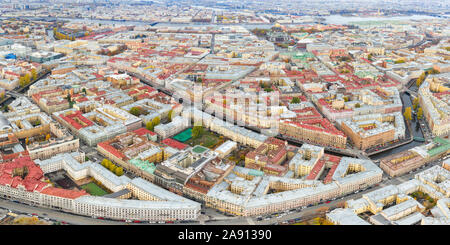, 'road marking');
246,217,255,225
